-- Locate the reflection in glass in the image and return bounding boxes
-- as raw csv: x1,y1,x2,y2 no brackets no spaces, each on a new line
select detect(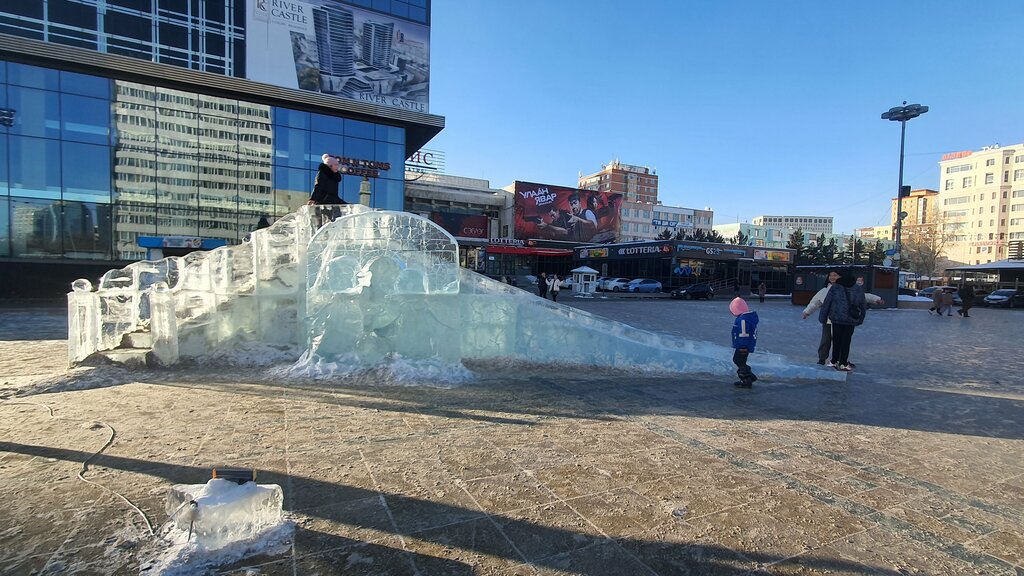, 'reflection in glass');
7,63,59,90
11,196,62,257
273,166,313,214
273,125,309,168
344,118,374,139
0,198,8,256
273,107,309,130
10,136,61,199
375,123,404,144
8,86,61,139
238,117,272,161
375,141,405,180
61,93,112,144
156,152,198,208
344,136,373,160
60,70,111,99
115,101,158,147
62,141,112,203
199,207,238,242
63,201,112,259
0,134,7,194
310,112,344,135
199,114,238,158
199,94,238,118
199,156,239,211
309,131,343,164
156,107,199,152
156,86,199,112
238,161,274,215
156,204,197,237
114,200,155,260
